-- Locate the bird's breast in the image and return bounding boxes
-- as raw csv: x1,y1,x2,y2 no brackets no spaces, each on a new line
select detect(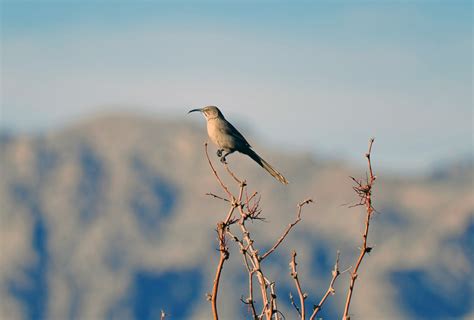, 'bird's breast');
207,120,221,147
207,119,234,150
